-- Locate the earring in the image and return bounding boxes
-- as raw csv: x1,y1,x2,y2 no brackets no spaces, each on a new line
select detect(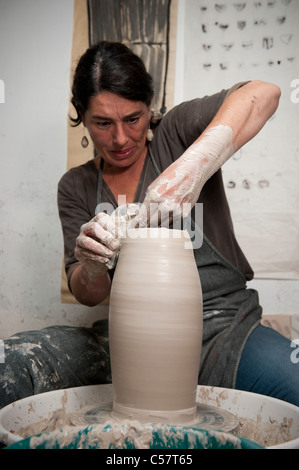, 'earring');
81,135,89,148
81,128,89,148
147,128,154,142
